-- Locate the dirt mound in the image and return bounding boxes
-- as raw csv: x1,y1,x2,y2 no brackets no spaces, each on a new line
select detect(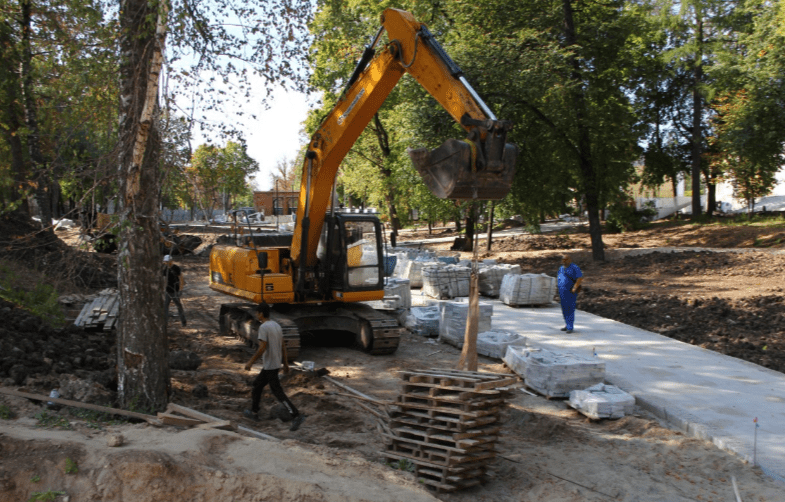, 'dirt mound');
0,213,116,290
580,289,785,372
0,298,116,397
